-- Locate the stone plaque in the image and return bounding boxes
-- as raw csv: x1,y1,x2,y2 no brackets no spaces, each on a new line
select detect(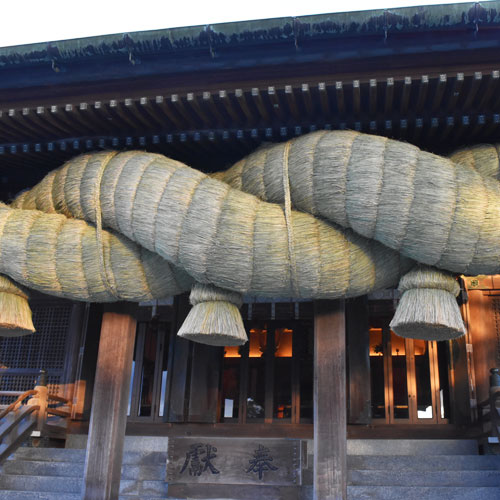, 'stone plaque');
166,437,303,486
